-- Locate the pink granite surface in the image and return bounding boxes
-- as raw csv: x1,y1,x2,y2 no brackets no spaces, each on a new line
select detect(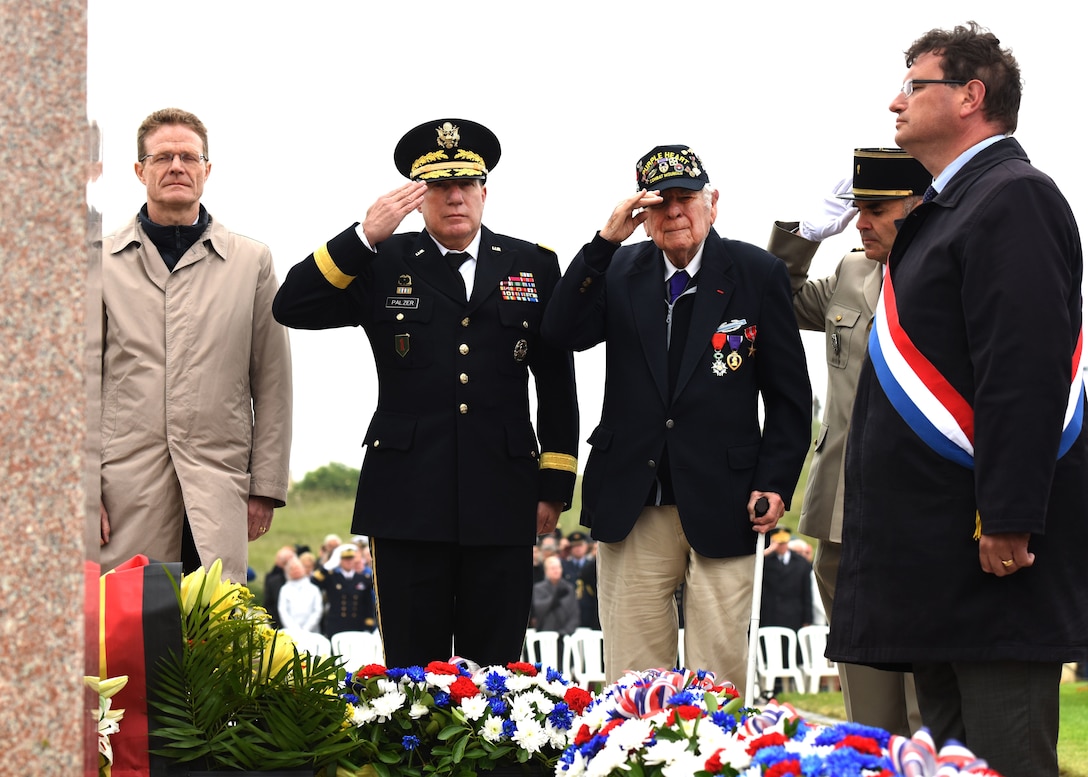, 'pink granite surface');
0,1,96,774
